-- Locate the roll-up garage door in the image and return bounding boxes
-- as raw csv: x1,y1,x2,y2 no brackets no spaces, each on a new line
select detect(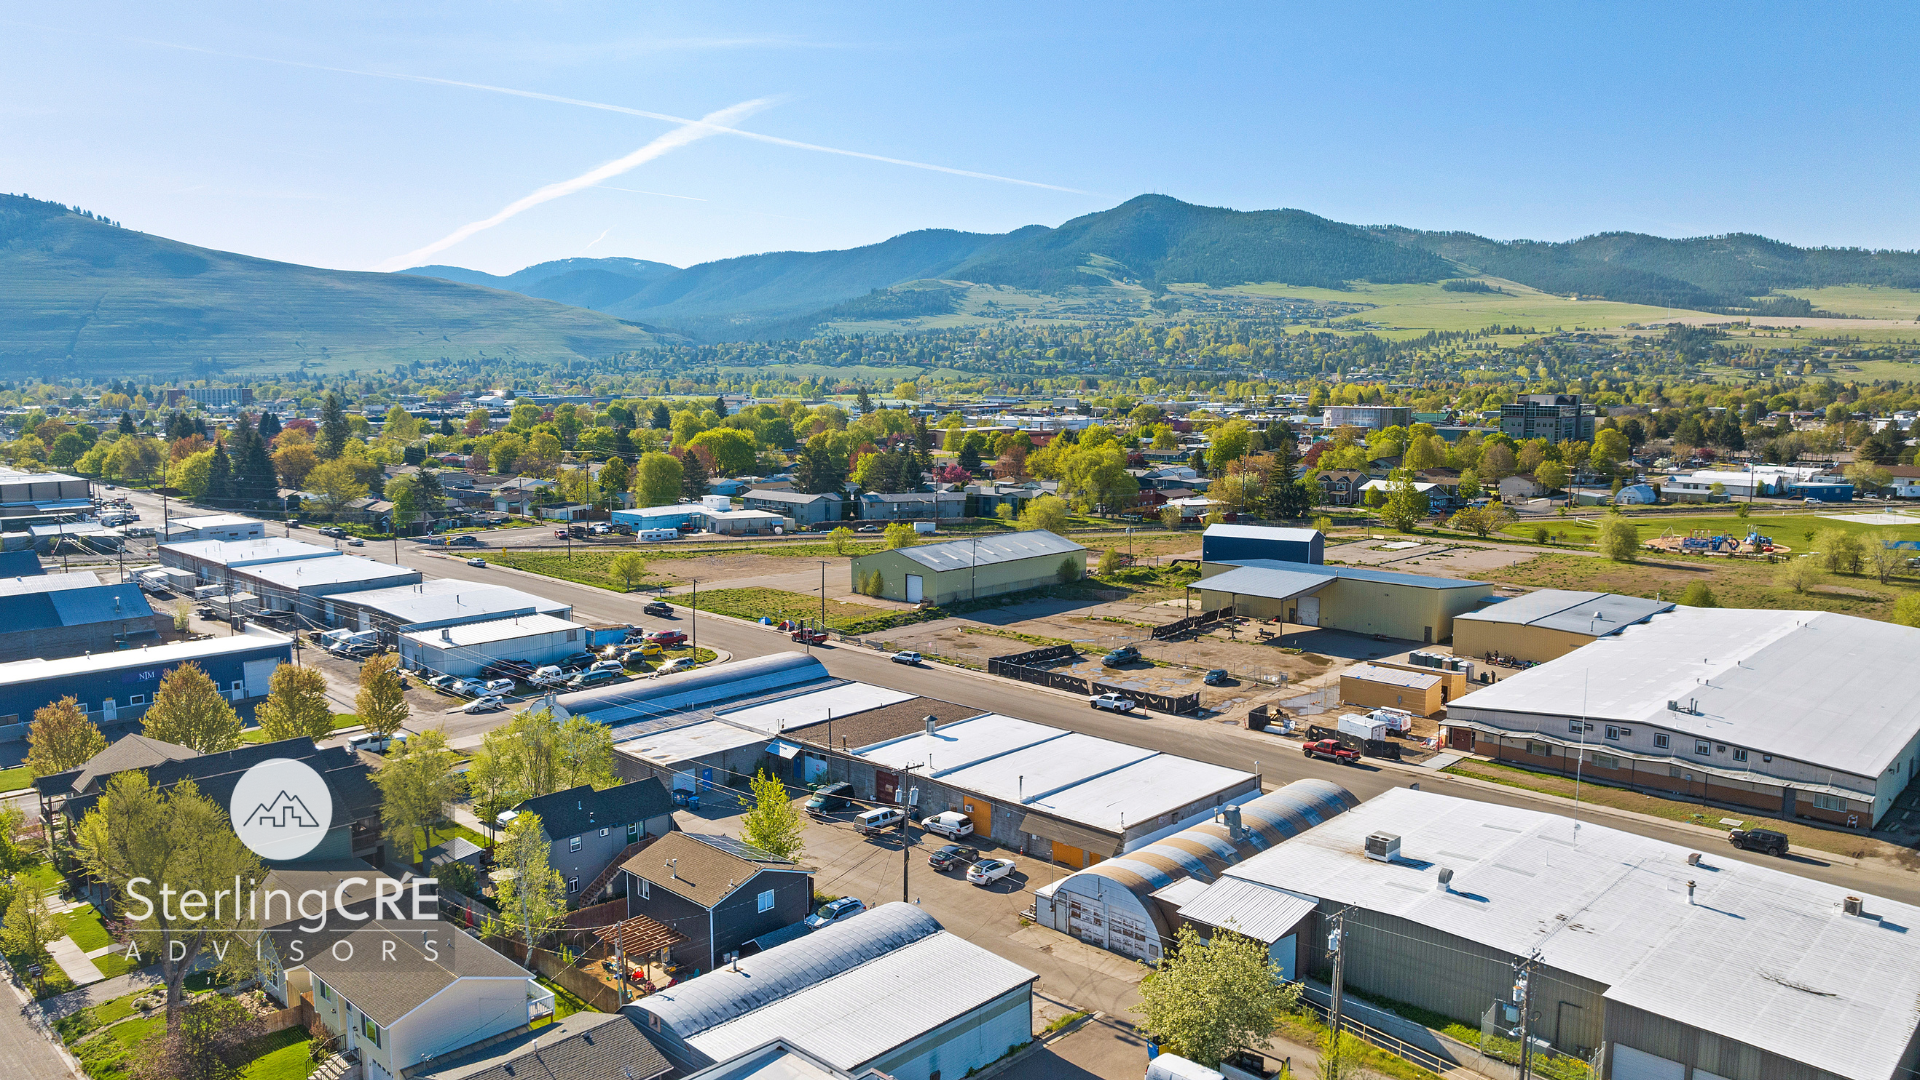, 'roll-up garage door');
1610,1045,1685,1080
243,658,282,698
1296,596,1320,626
